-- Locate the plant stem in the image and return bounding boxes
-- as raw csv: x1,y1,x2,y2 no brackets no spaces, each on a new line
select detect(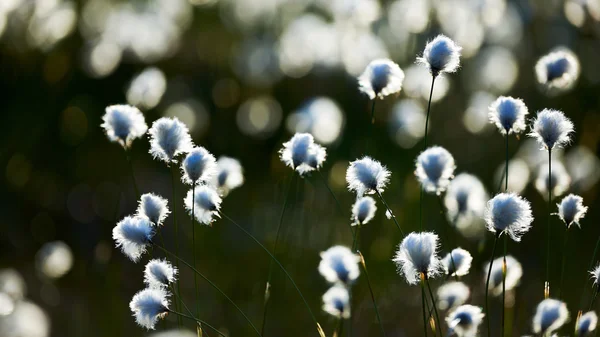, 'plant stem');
167,309,225,337
352,226,361,252
425,277,442,337
436,196,459,282
559,228,570,300
505,135,509,192
375,190,405,236
421,280,429,337
420,75,436,232
334,318,344,337
357,251,386,337
317,171,354,238
546,150,552,298
192,184,200,317
367,100,376,152
173,287,220,337
579,236,600,310
125,150,140,199
170,164,183,326
589,286,599,311
502,235,507,337
485,234,500,337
